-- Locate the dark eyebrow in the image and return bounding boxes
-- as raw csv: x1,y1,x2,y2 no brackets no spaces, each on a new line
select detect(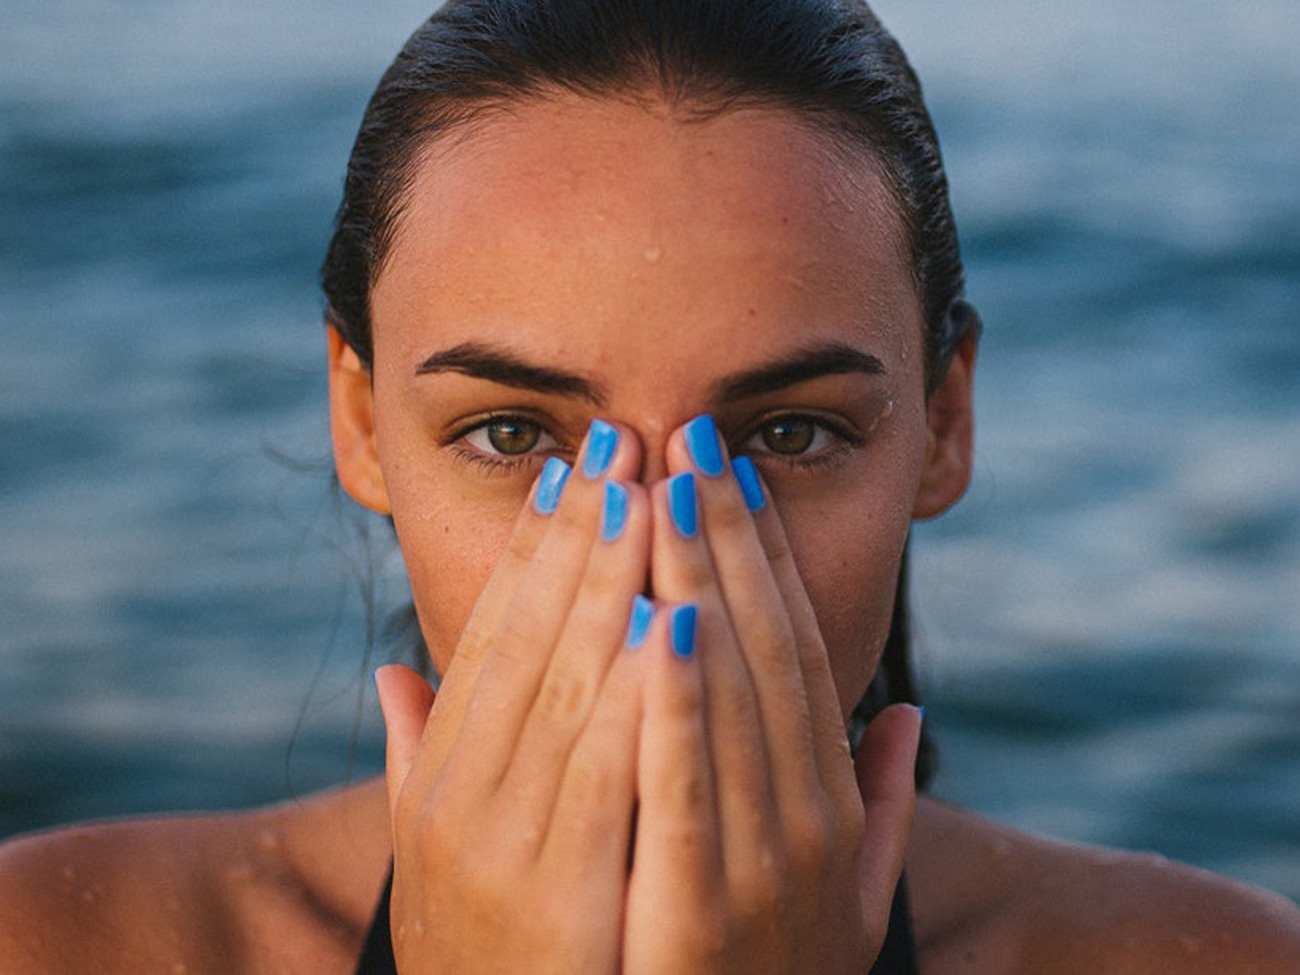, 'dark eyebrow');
415,342,606,405
712,341,886,401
